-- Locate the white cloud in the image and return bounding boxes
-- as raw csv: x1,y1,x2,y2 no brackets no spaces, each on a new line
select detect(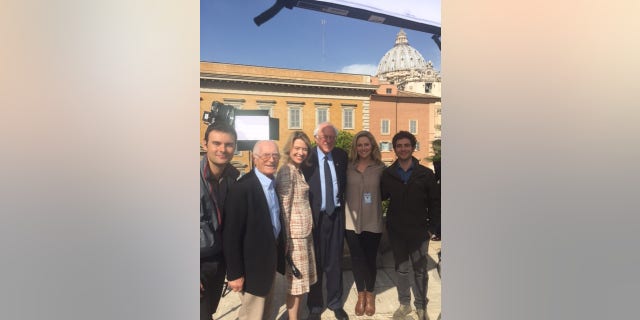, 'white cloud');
339,64,378,75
